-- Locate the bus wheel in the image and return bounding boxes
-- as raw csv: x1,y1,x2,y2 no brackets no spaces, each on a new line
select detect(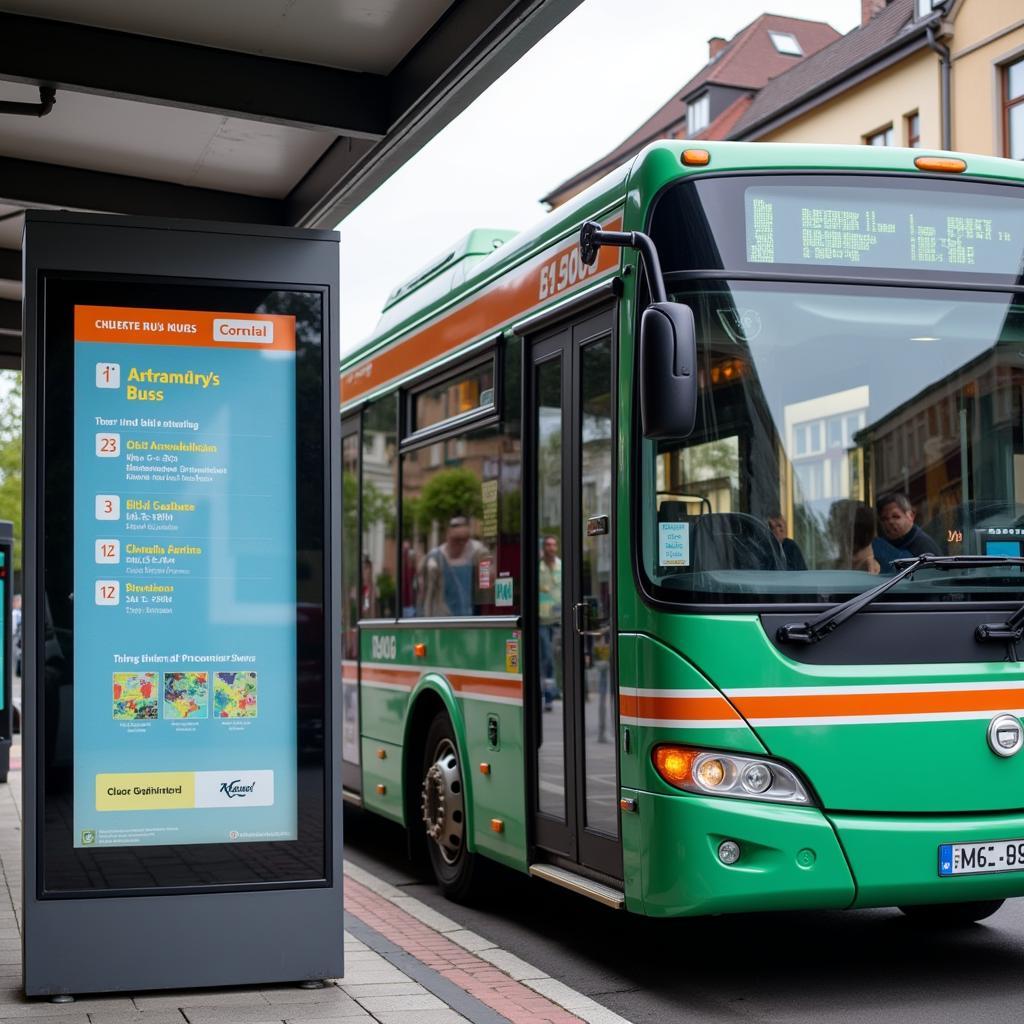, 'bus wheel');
899,899,1004,925
420,712,478,901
